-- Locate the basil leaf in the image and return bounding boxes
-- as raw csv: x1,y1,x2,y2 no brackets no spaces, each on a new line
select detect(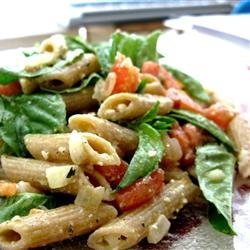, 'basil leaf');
0,193,55,223
95,41,113,75
0,68,19,85
65,35,95,53
163,64,211,104
0,49,83,84
208,203,236,235
169,109,235,151
117,123,164,190
195,144,236,235
95,31,161,75
0,93,66,156
132,101,160,127
129,102,175,132
110,30,161,67
136,79,147,93
41,73,102,94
